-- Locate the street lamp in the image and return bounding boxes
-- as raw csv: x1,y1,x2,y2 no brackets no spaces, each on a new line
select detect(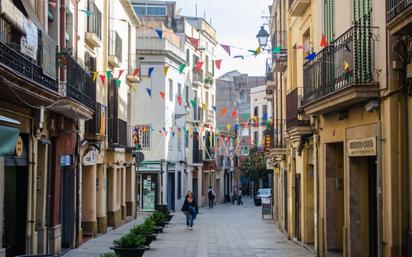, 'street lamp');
256,26,270,49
